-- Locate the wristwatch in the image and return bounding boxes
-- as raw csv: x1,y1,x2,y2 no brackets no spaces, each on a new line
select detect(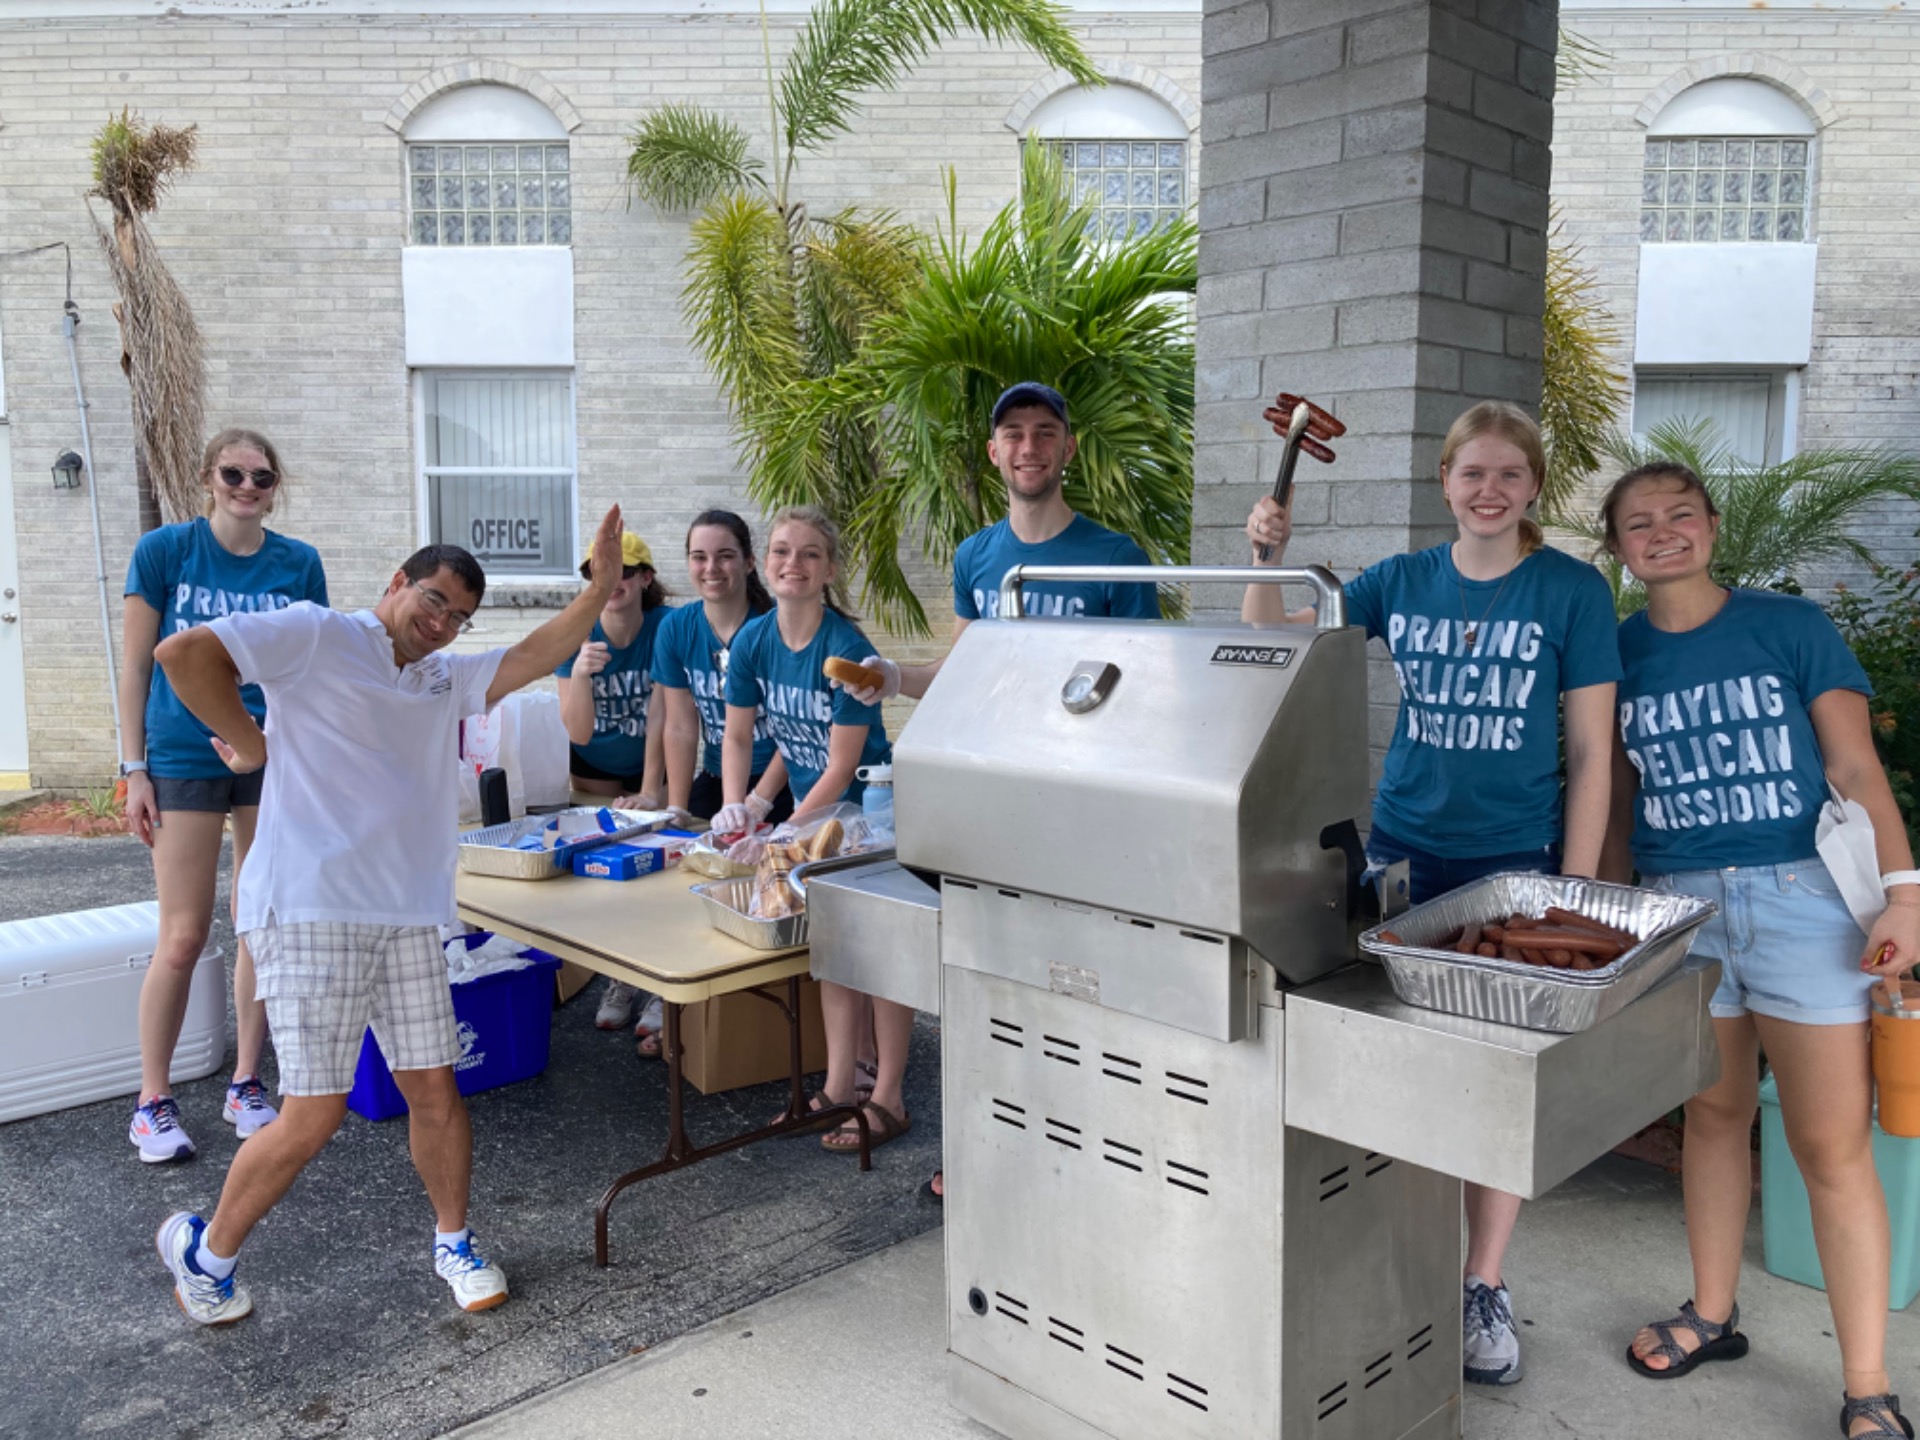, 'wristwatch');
119,760,147,777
